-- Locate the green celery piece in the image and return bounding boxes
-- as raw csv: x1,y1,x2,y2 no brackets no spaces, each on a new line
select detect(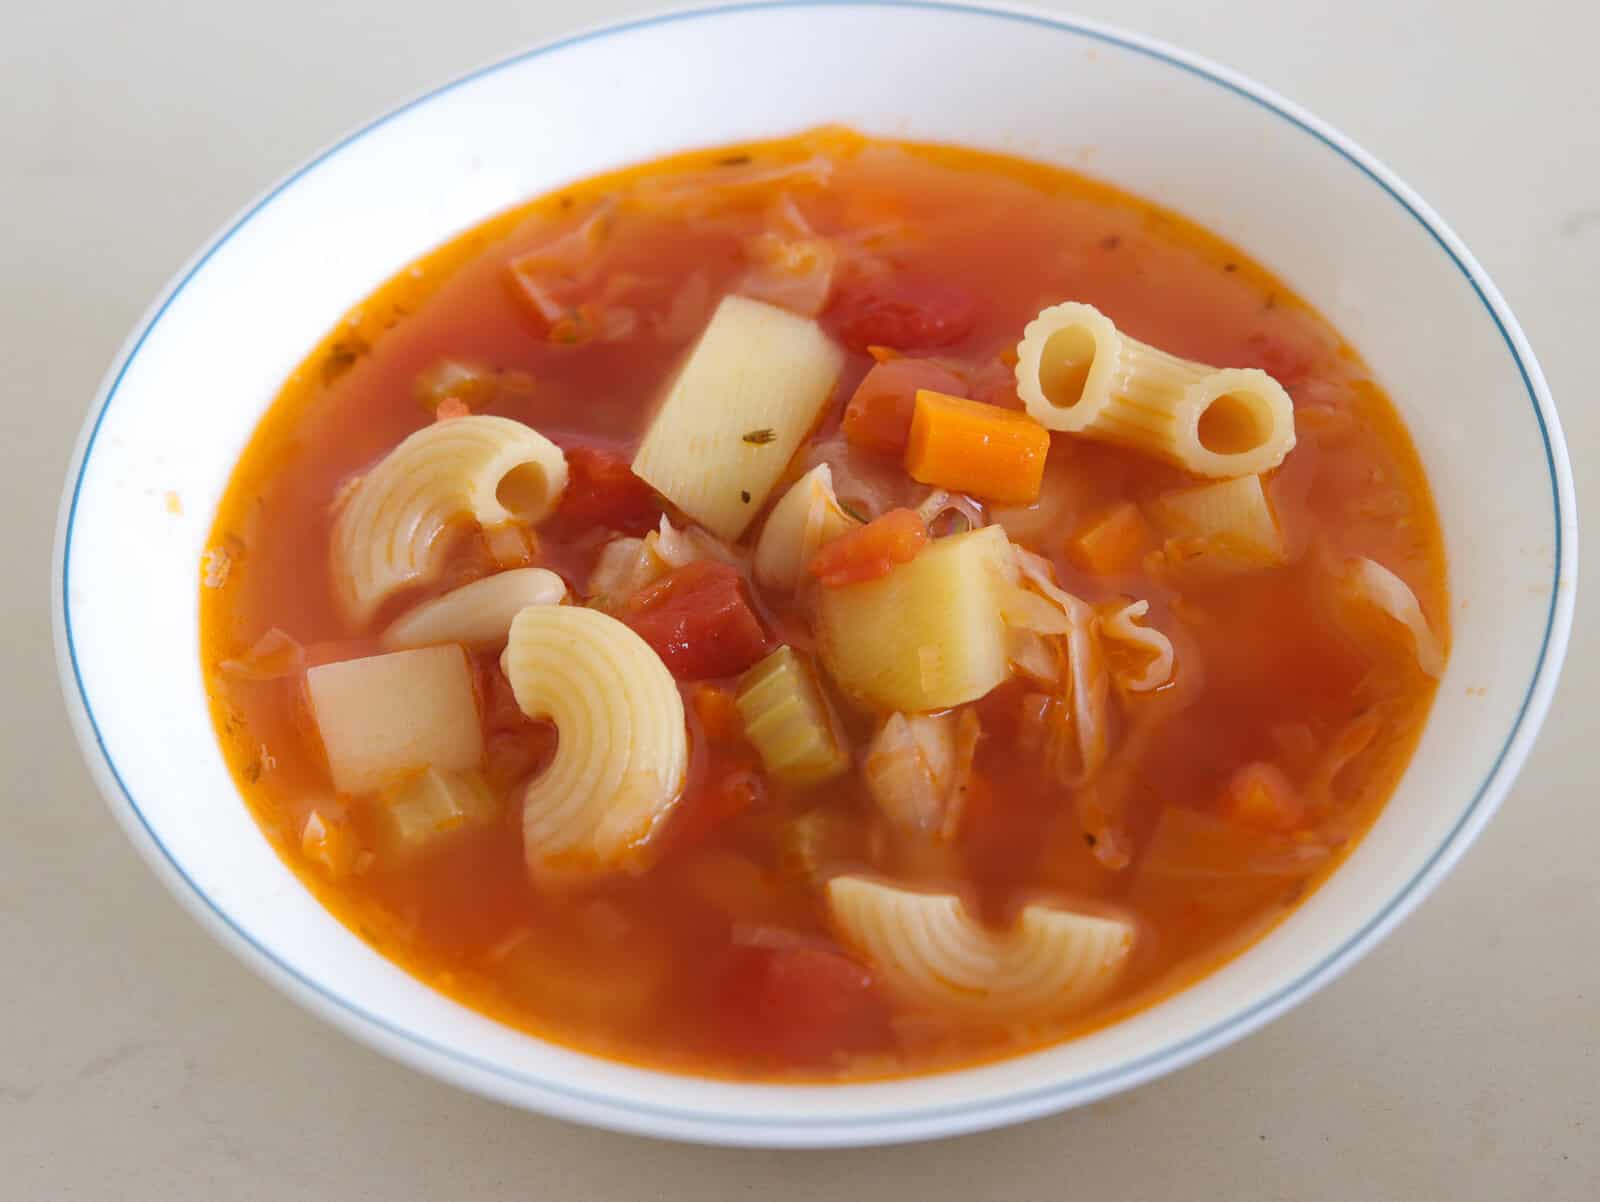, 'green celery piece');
735,646,849,788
